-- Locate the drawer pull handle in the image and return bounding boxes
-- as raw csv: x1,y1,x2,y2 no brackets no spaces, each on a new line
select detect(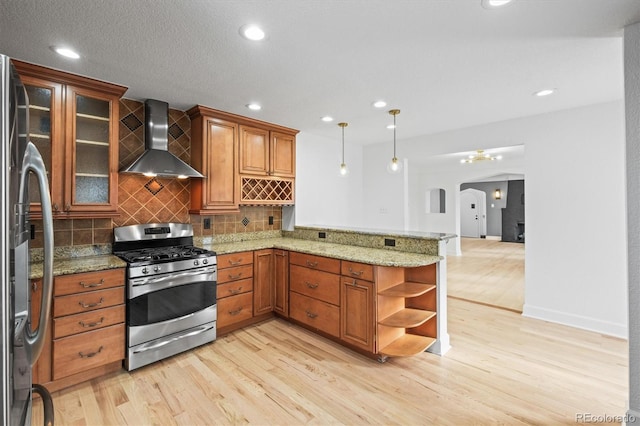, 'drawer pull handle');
305,281,318,289
228,273,243,280
79,278,104,288
78,297,104,309
229,307,243,316
306,260,318,268
228,259,243,266
79,317,104,328
228,287,242,295
305,310,318,319
348,267,364,277
79,346,103,358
